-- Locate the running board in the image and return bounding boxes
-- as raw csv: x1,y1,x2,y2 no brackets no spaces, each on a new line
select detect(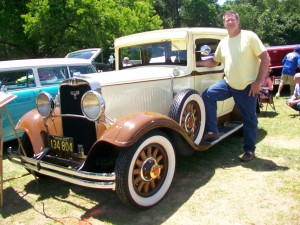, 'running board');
197,121,243,150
